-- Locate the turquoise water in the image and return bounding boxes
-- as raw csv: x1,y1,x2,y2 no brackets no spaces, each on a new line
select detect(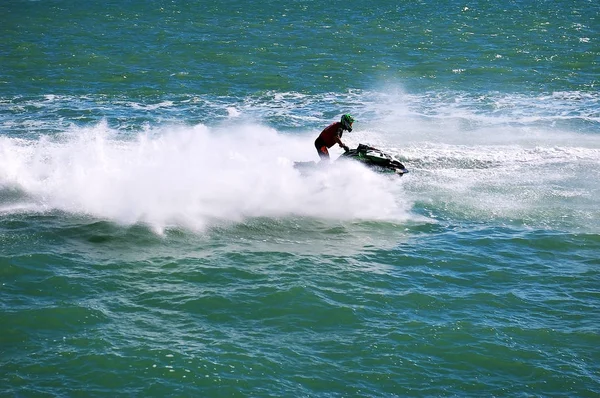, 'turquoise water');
1,0,599,396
